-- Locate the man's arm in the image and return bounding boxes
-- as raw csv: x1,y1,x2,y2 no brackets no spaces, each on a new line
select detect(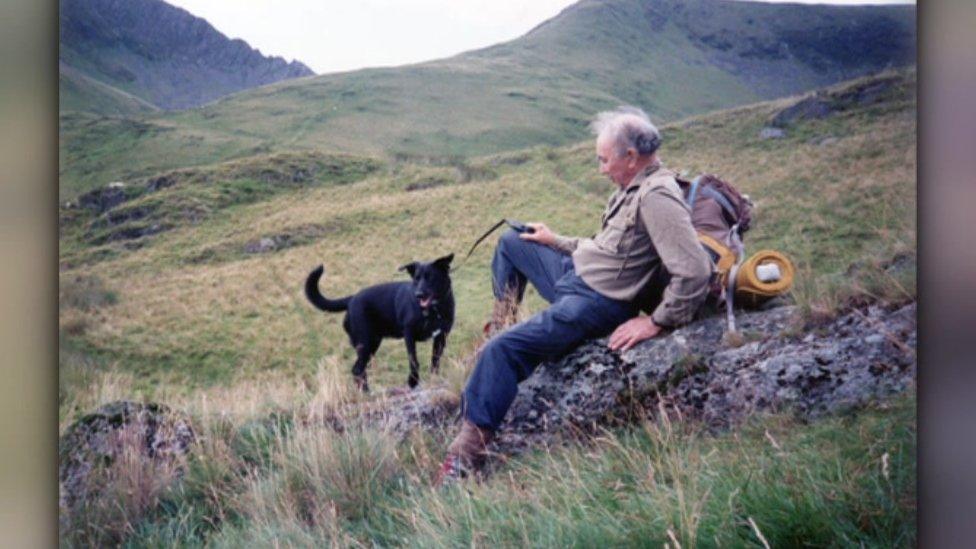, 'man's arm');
641,187,714,328
610,186,712,351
